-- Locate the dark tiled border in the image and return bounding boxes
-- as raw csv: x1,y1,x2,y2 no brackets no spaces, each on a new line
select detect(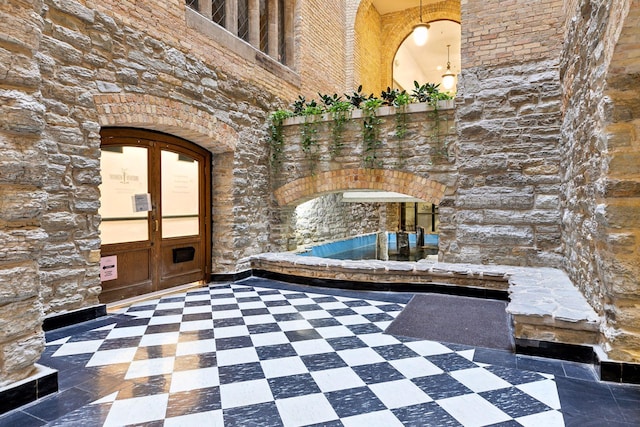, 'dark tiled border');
599,359,640,384
210,270,252,282
515,338,596,364
516,338,640,385
42,304,107,332
0,365,58,415
251,269,509,300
